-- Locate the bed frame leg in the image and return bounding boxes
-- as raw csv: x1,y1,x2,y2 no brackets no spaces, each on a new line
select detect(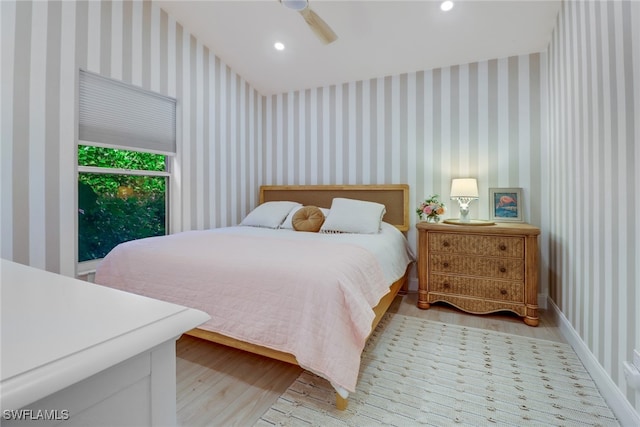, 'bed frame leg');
336,393,348,411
